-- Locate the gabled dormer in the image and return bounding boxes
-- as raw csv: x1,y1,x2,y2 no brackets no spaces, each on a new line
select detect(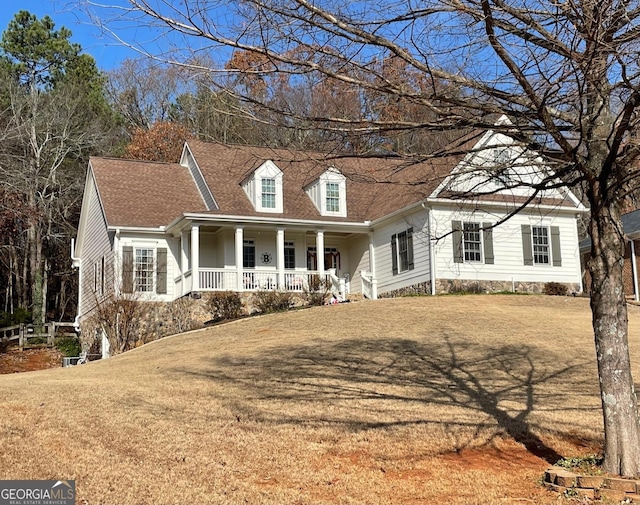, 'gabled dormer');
242,160,284,213
305,167,347,217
